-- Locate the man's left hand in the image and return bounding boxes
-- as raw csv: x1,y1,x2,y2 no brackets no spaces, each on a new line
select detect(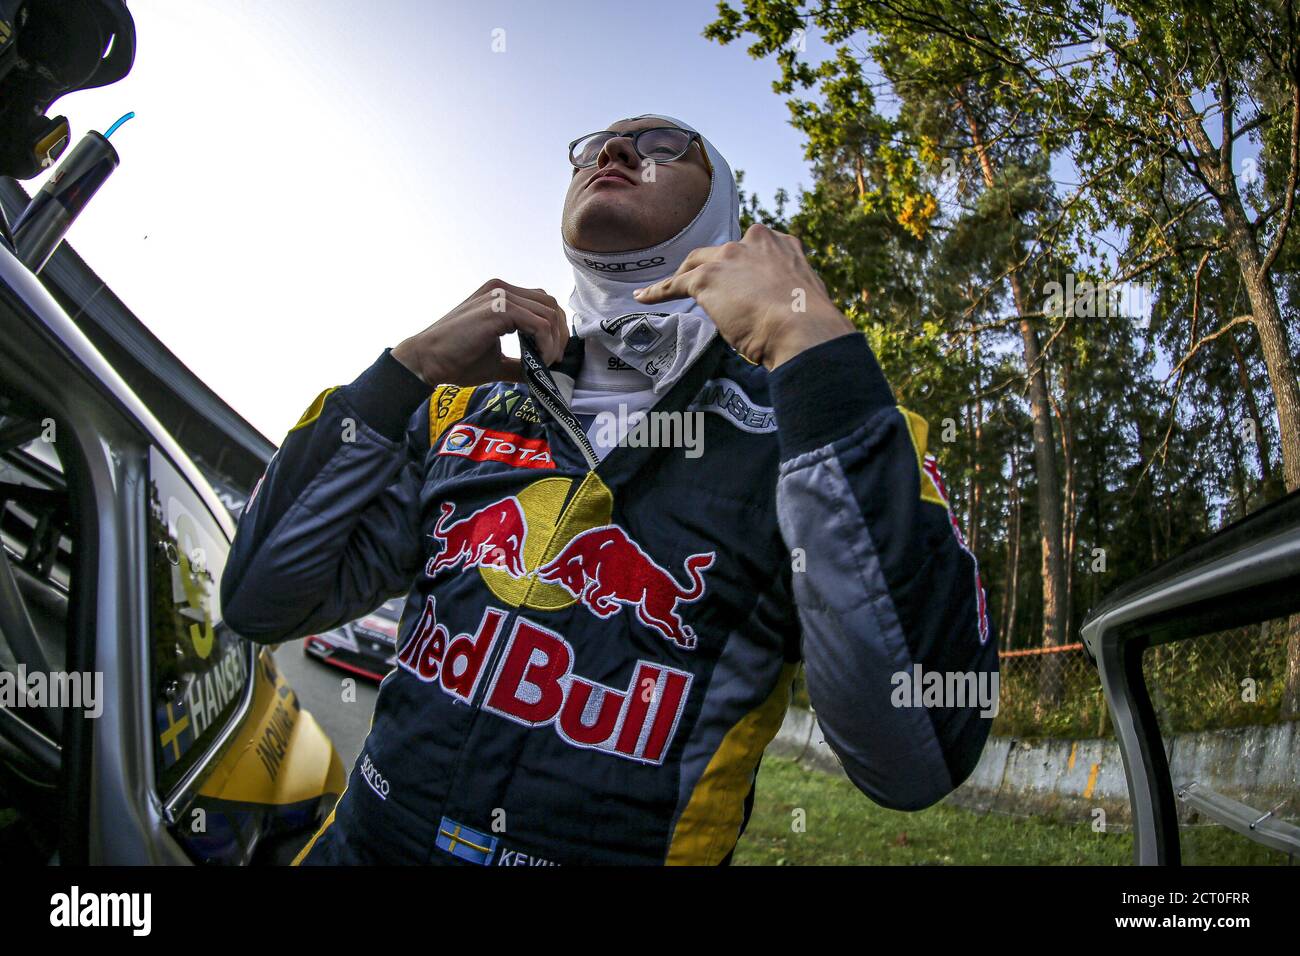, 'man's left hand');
632,222,855,369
